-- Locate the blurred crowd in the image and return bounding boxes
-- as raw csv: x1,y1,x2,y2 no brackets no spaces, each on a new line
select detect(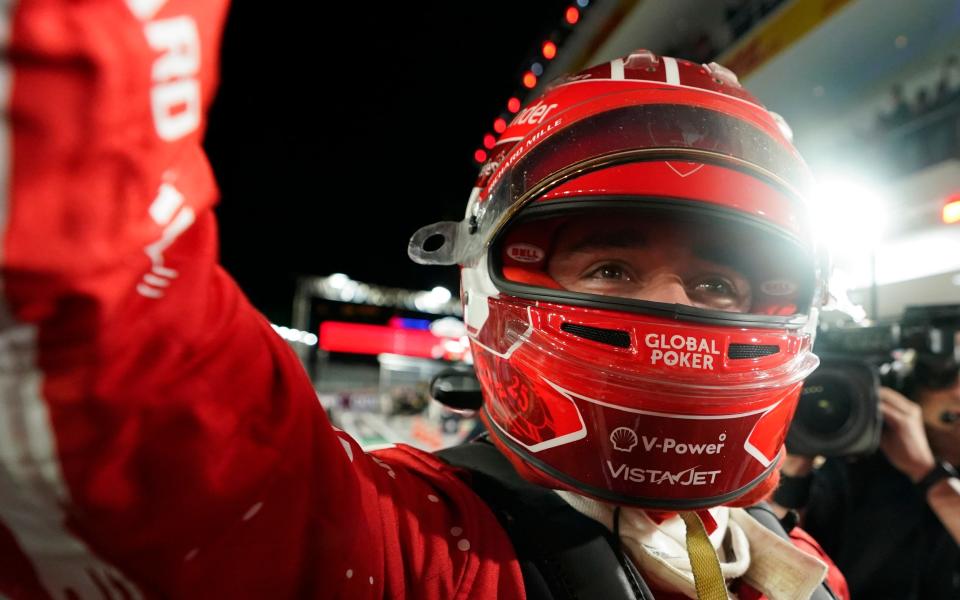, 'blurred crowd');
664,0,789,64
869,55,960,175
